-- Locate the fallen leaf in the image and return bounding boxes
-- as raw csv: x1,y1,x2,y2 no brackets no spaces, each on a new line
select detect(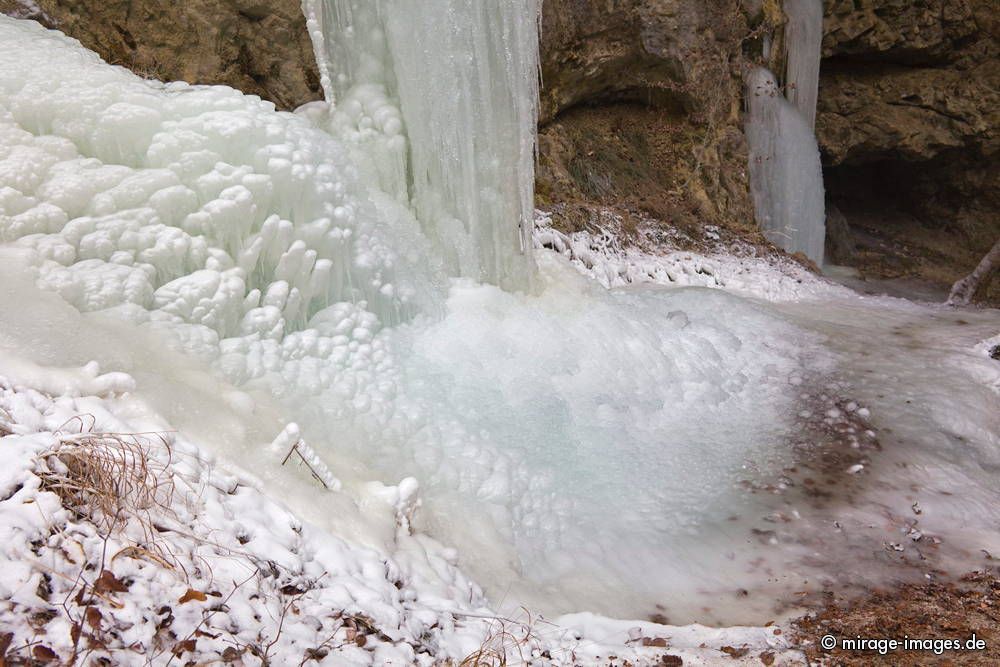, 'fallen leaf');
172,638,196,656
760,651,775,666
94,570,128,594
178,589,208,604
642,637,668,647
32,645,57,663
85,606,102,631
721,646,749,658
